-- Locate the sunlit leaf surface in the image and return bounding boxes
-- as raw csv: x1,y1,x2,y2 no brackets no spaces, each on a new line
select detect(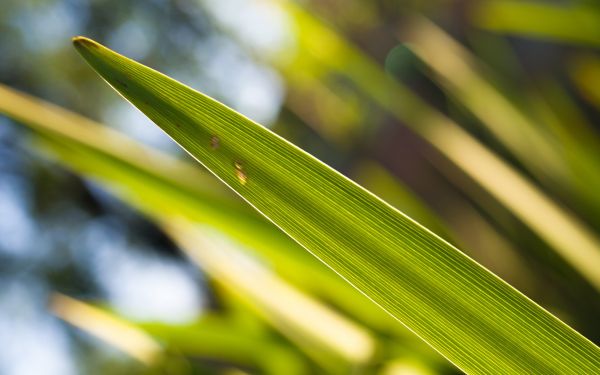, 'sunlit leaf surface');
73,37,600,374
